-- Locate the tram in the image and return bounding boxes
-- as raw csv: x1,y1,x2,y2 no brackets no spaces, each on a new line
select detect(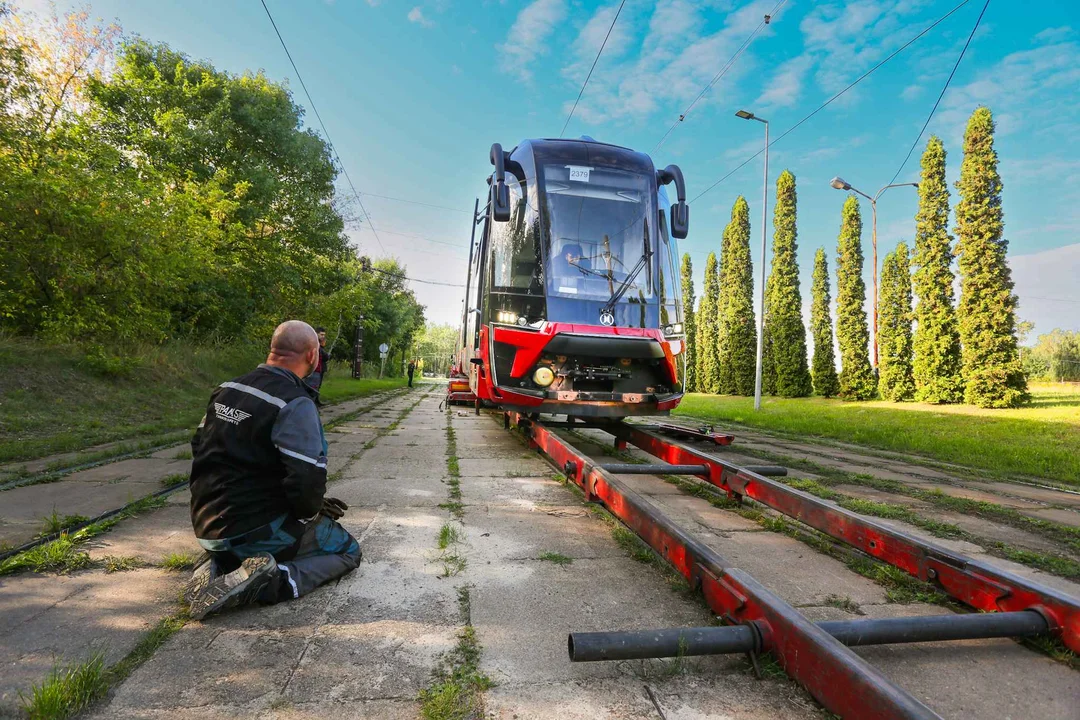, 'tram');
452,137,689,418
